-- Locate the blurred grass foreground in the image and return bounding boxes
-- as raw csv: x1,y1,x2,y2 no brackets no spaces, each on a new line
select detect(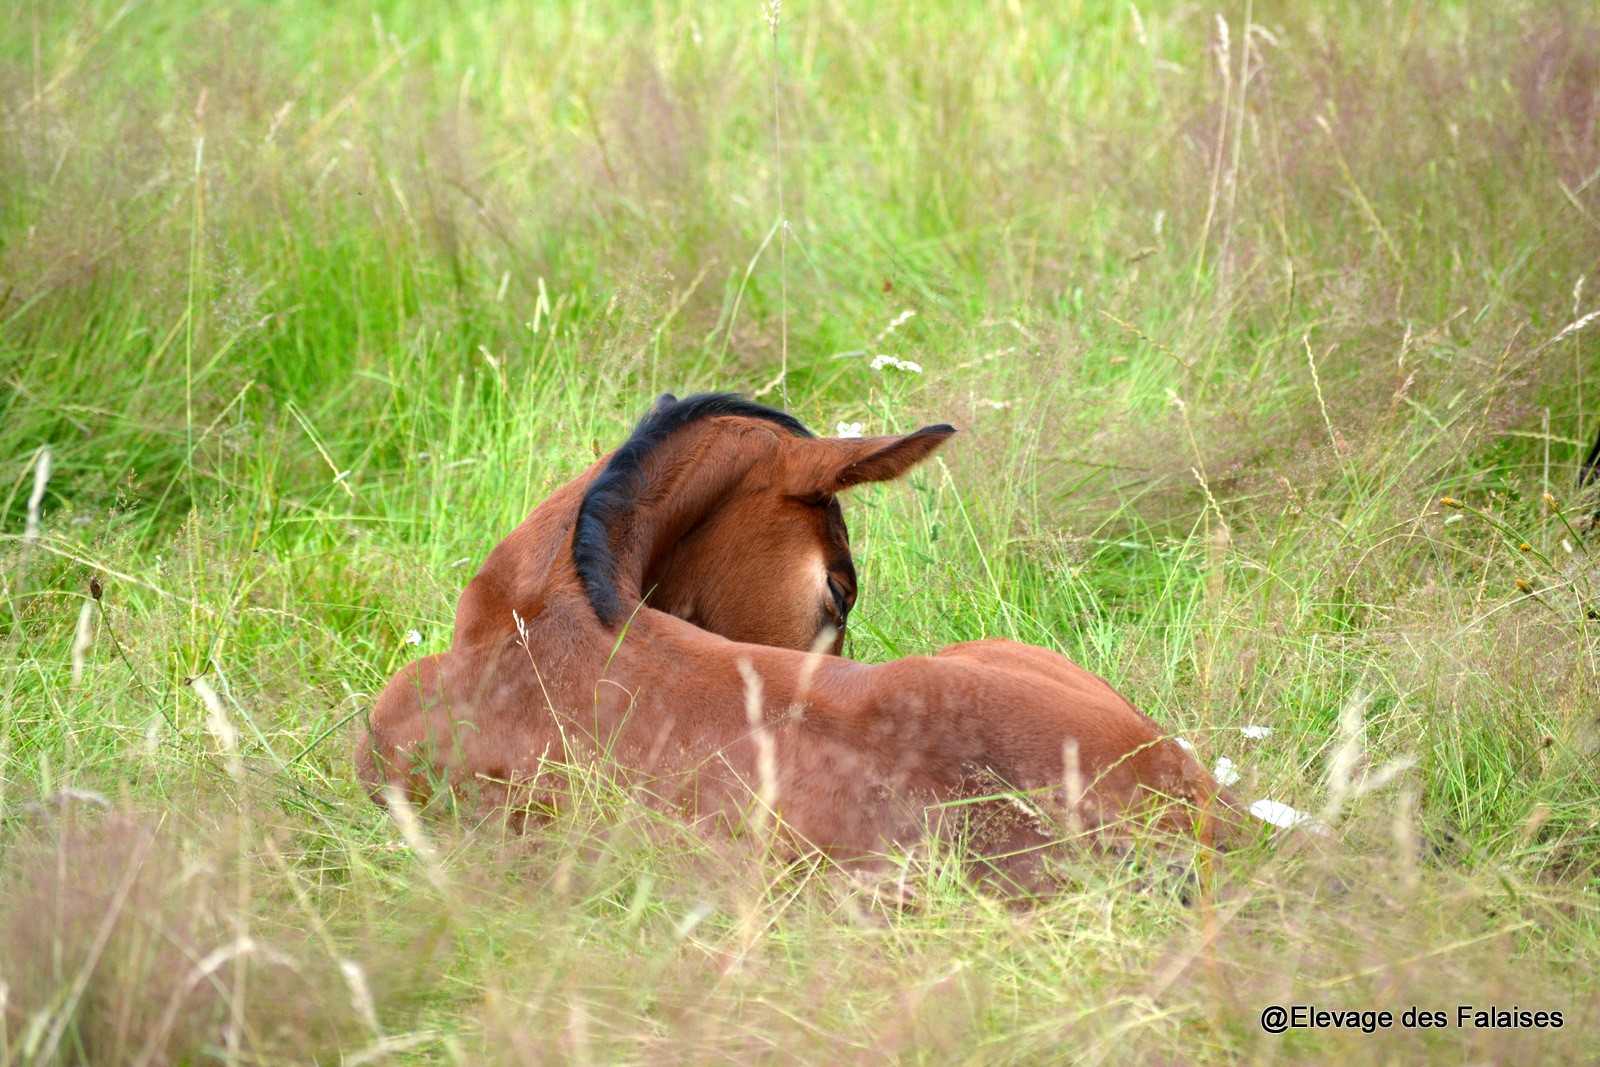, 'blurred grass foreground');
2,1,1599,1062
